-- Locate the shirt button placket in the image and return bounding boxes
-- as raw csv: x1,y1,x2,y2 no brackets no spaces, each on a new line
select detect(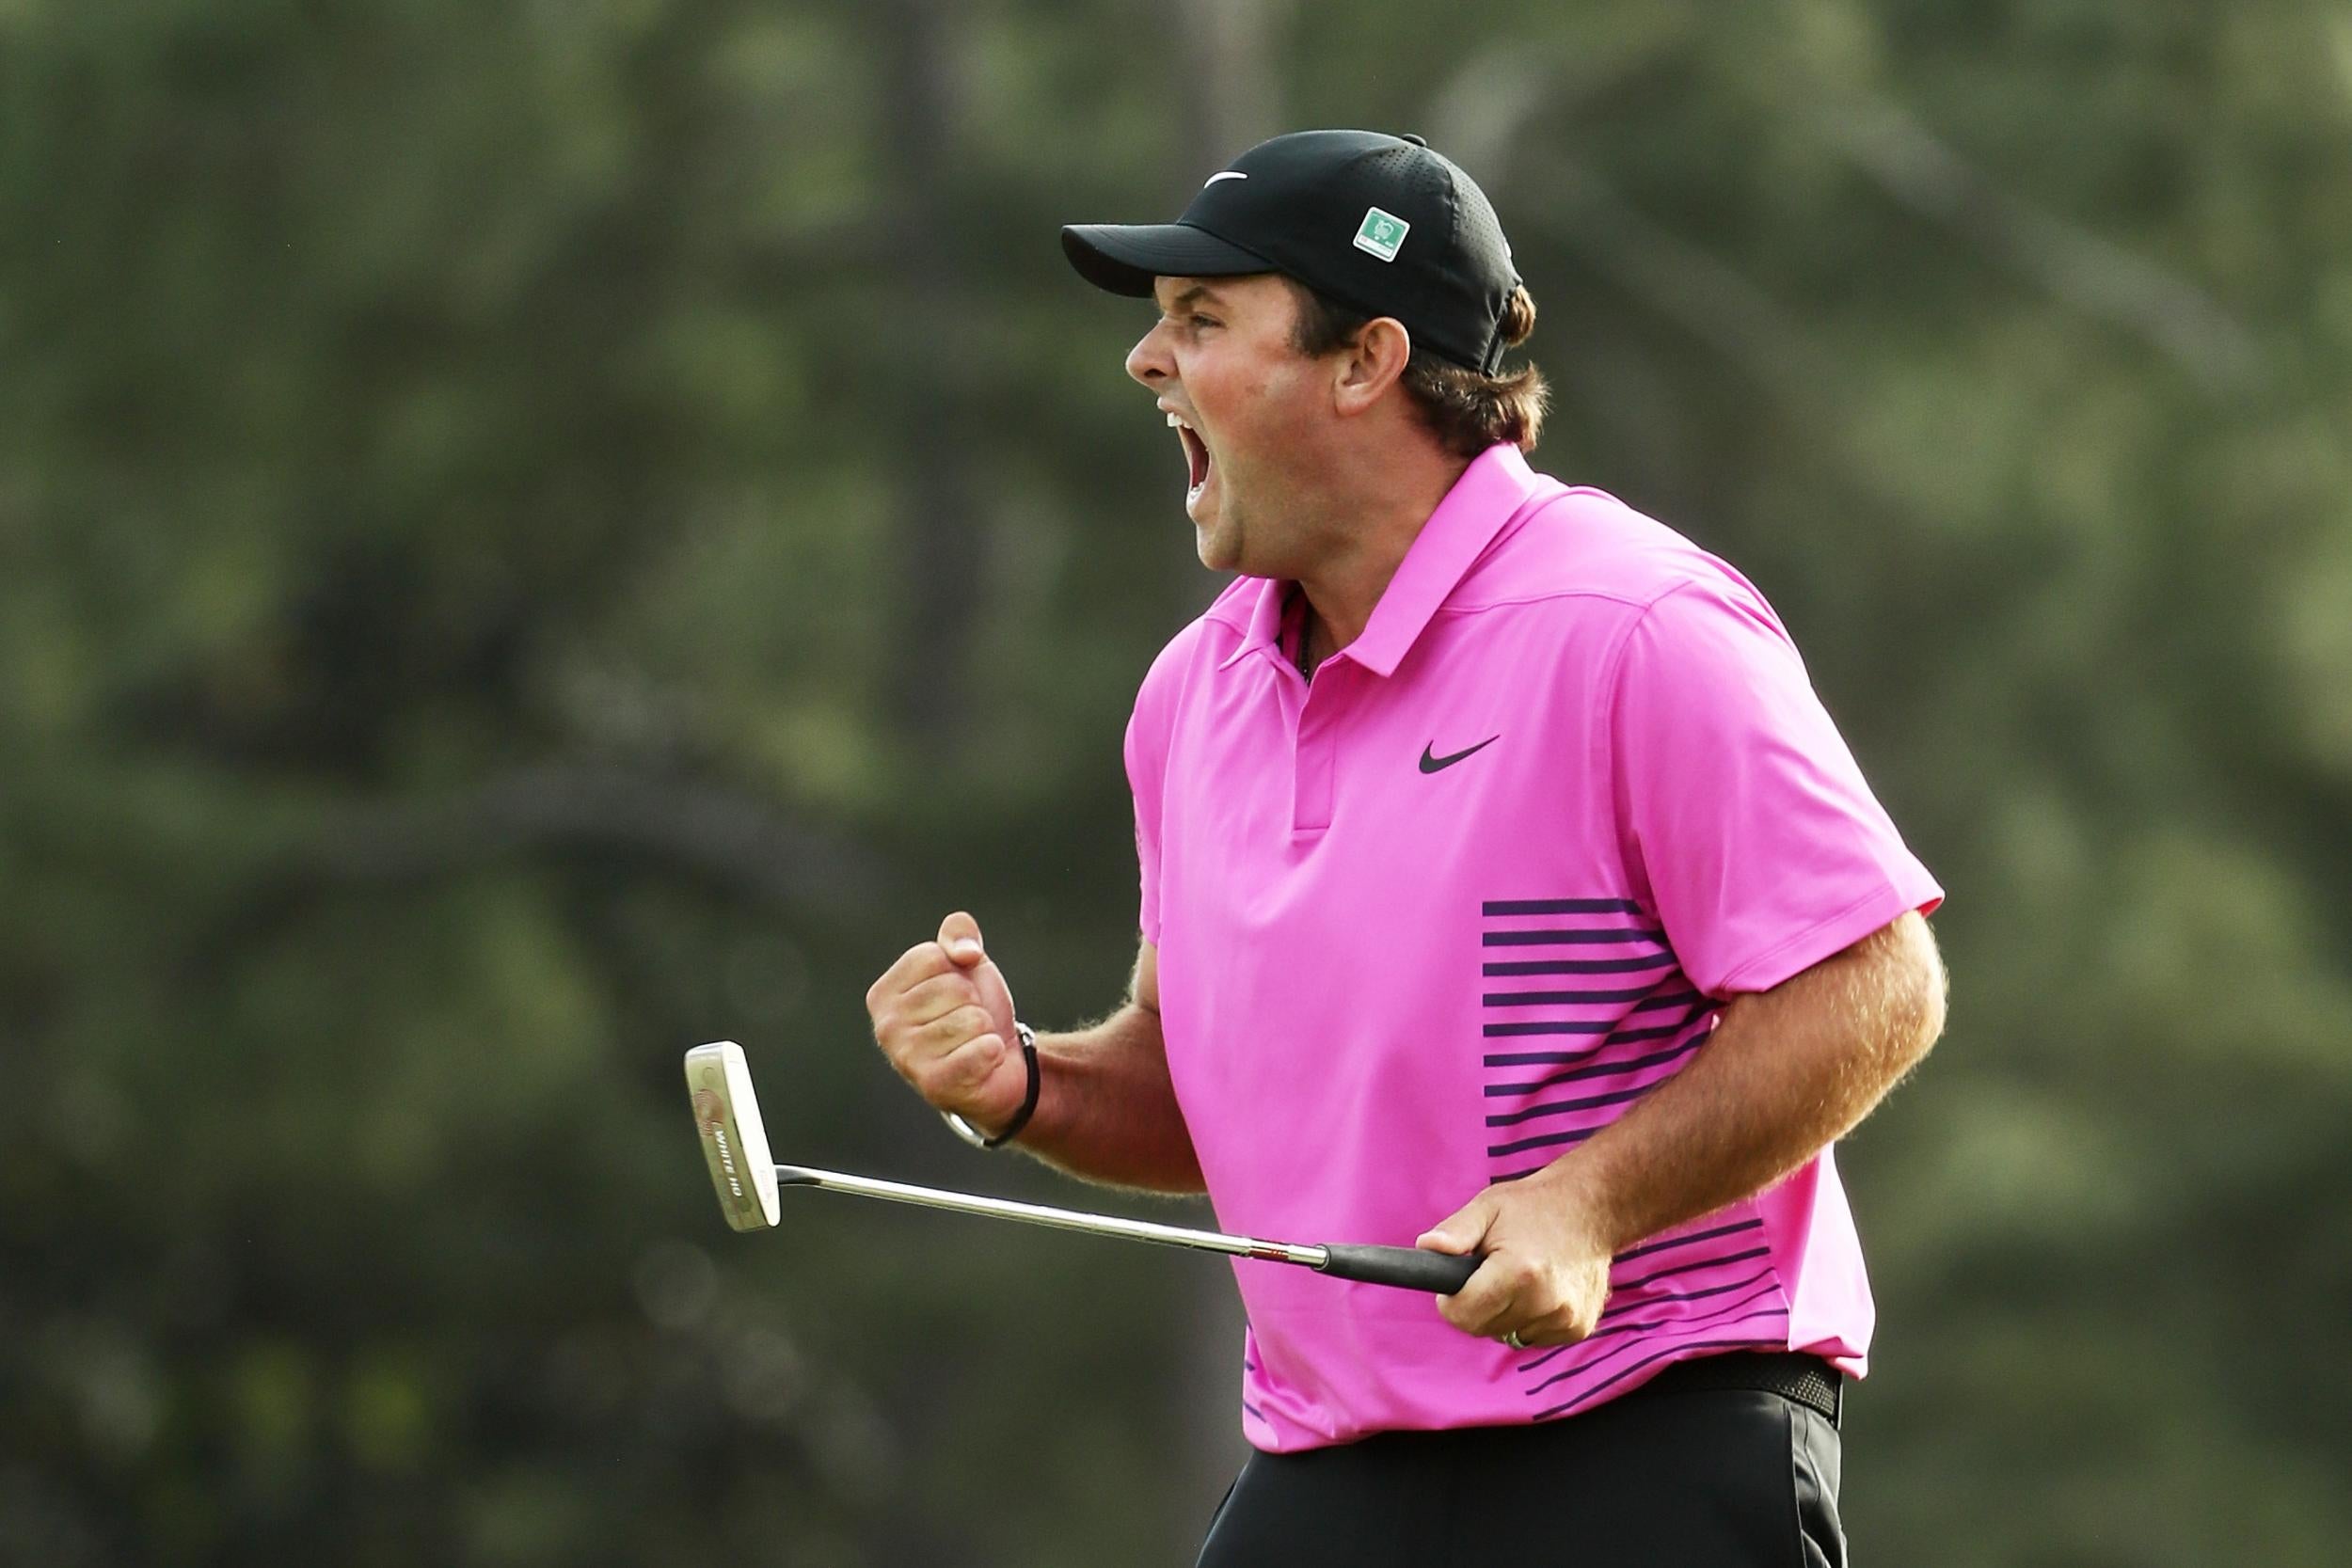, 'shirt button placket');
1293,673,1338,834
